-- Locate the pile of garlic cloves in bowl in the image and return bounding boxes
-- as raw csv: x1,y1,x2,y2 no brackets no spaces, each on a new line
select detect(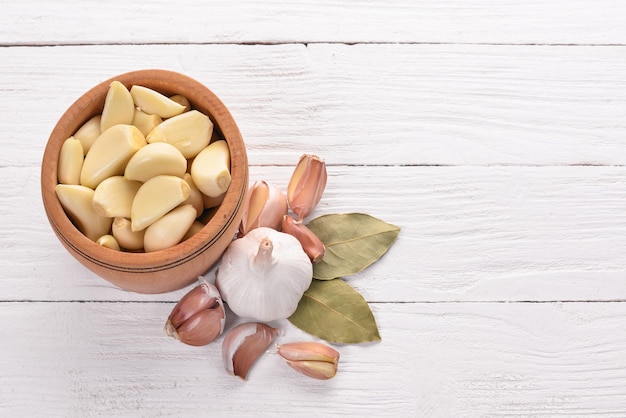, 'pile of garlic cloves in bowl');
165,154,341,381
